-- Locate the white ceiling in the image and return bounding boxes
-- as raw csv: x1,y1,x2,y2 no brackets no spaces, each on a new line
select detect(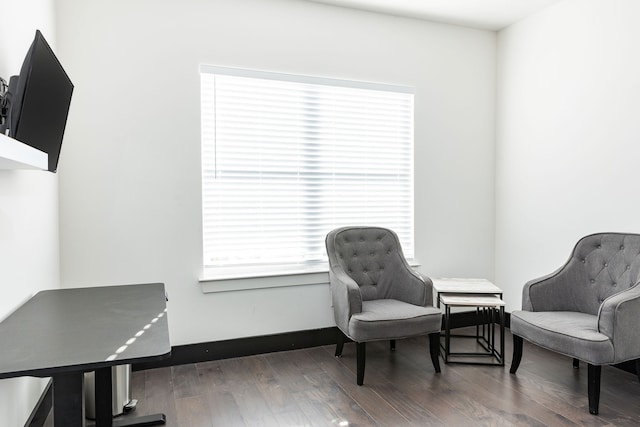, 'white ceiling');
308,0,564,30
